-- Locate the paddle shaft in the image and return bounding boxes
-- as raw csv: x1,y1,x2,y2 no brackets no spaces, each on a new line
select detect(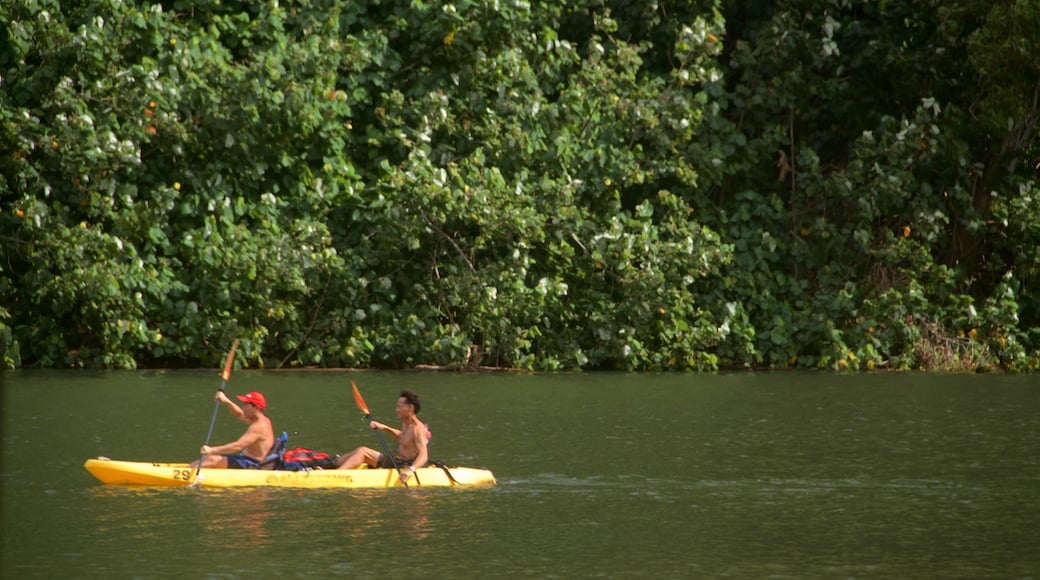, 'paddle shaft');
193,341,240,483
372,422,407,481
